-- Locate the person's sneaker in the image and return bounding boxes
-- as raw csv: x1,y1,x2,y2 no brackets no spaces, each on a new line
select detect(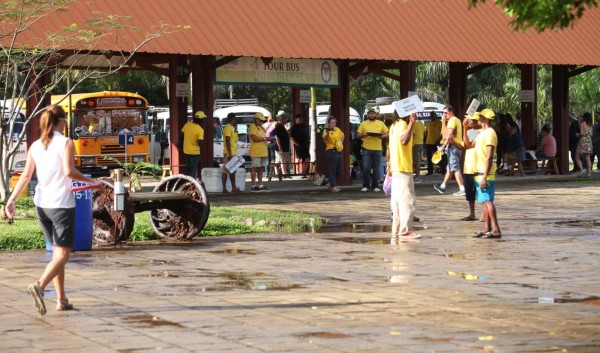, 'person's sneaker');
400,233,422,239
433,185,445,194
251,185,260,191
258,185,268,191
373,187,381,192
361,187,369,192
594,169,600,173
27,283,46,315
414,177,423,184
453,190,466,196
56,299,74,311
